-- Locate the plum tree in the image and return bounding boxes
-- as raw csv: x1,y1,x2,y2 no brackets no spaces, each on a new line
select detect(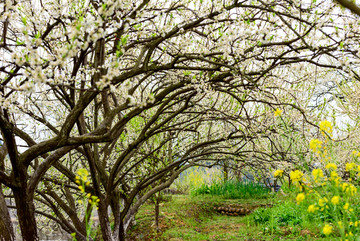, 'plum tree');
0,0,357,240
